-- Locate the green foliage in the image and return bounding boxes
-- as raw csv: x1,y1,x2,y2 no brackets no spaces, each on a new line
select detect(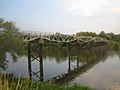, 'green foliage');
107,41,120,50
76,32,97,37
0,17,23,51
0,75,93,90
76,31,120,42
0,17,25,69
99,31,106,38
